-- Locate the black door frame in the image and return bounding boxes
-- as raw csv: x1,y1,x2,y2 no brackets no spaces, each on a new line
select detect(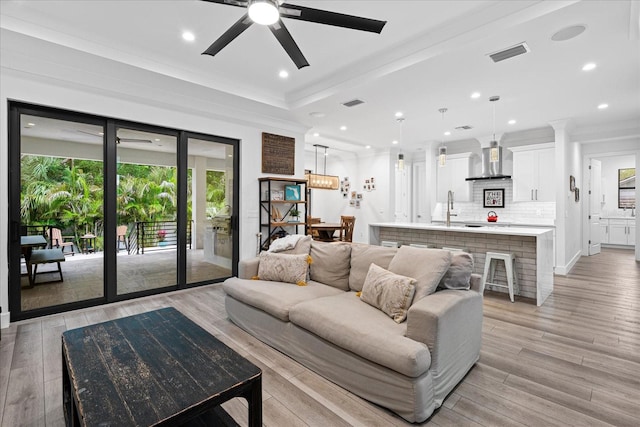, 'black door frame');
8,101,240,321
